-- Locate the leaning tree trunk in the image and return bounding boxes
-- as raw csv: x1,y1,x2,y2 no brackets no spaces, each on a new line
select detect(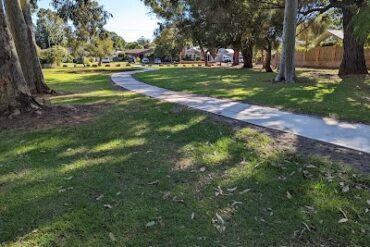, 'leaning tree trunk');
339,5,368,75
232,48,240,66
0,1,36,113
275,0,298,83
4,0,50,94
263,39,273,72
242,41,253,69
